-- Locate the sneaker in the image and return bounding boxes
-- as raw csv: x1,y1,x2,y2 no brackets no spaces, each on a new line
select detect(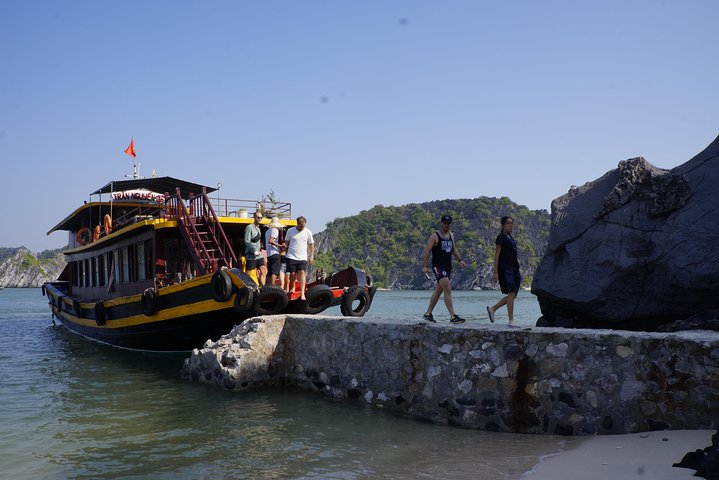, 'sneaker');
508,322,520,328
423,313,436,323
450,314,465,324
486,306,495,323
